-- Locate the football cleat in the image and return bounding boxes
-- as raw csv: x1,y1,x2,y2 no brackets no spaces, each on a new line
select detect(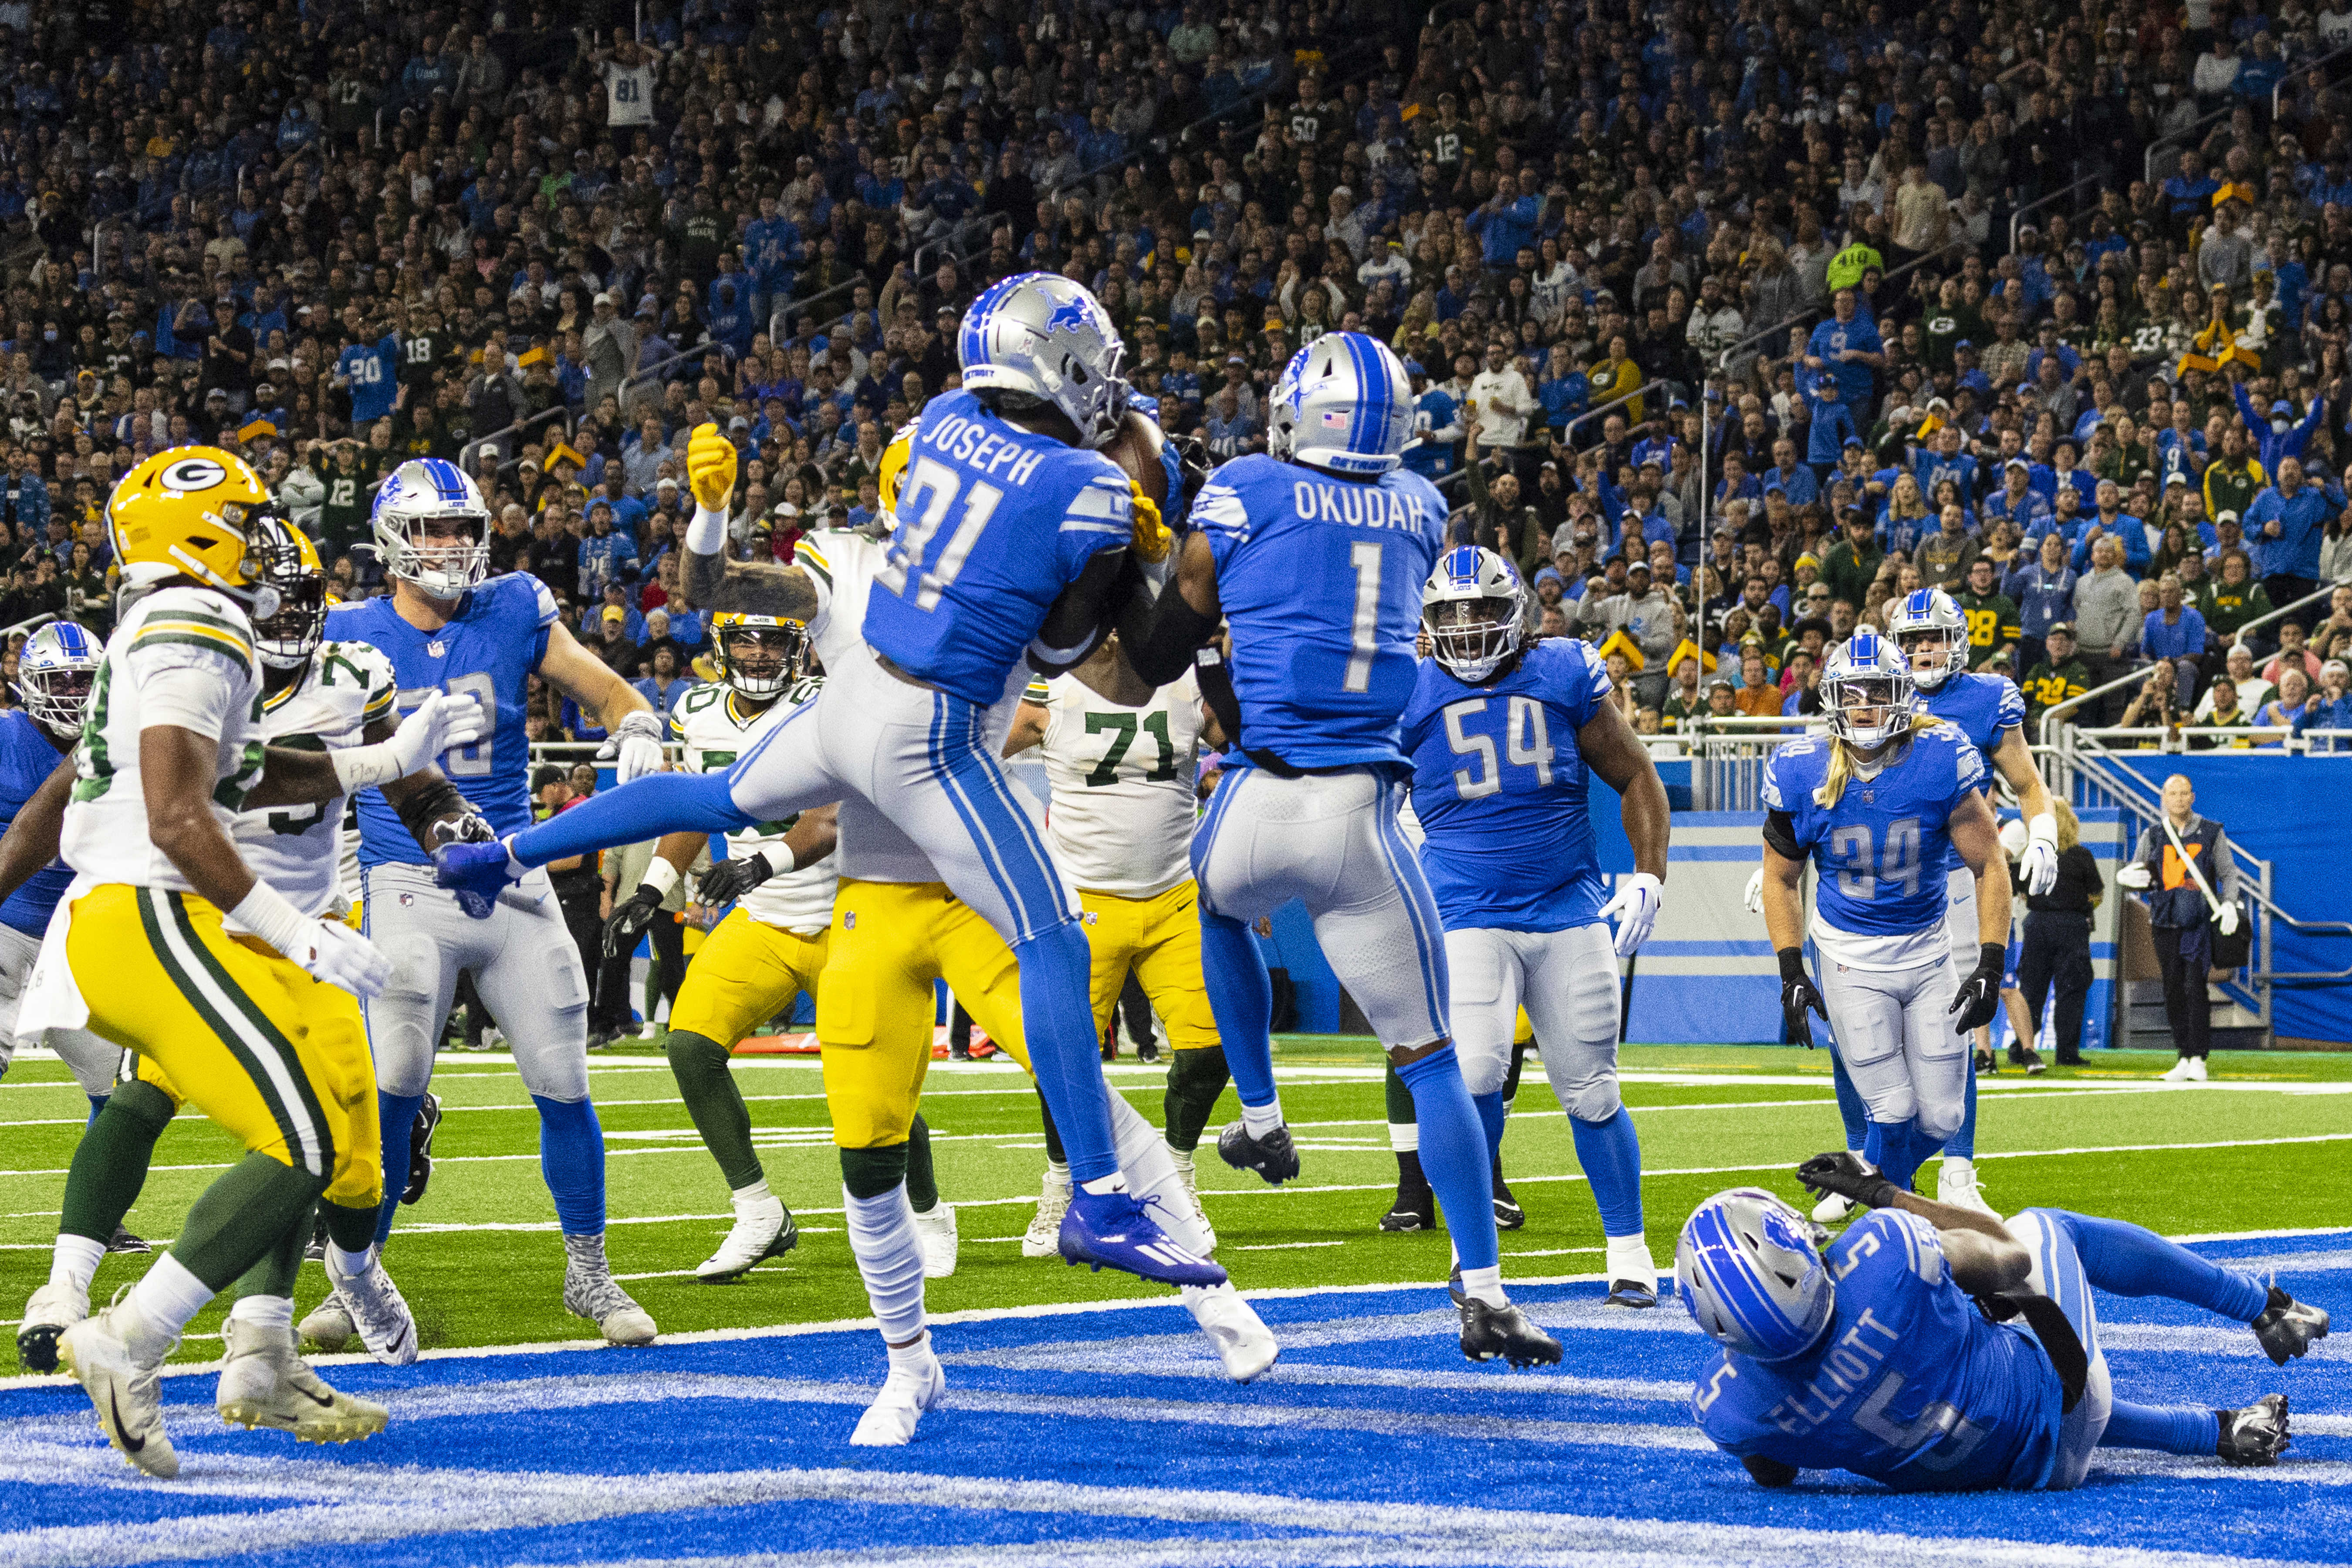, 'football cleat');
1459,1296,1562,1368
1493,1166,1525,1230
16,1280,89,1374
216,1320,389,1445
1973,1046,1995,1075
2216,1394,2290,1466
57,1294,176,1477
298,1291,356,1352
1182,1284,1278,1383
914,1203,959,1278
402,1092,443,1206
2008,1044,2047,1076
849,1342,946,1446
2252,1285,2330,1366
1059,1189,1227,1287
1136,1040,1161,1064
1604,1278,1660,1309
1934,1160,1997,1217
105,1224,151,1255
695,1196,798,1282
327,1253,419,1366
1217,1120,1300,1185
2161,1055,2209,1082
564,1262,658,1346
1022,1168,1072,1258
1811,1190,1857,1224
1381,1183,1437,1232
